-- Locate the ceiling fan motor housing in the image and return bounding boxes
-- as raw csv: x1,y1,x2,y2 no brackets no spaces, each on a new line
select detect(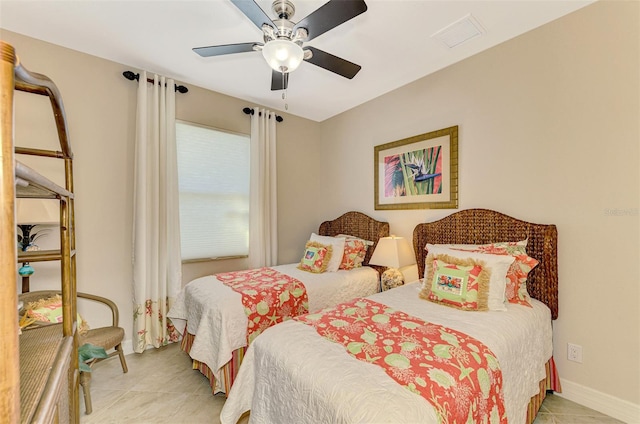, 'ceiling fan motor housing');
264,0,308,44
266,19,294,41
